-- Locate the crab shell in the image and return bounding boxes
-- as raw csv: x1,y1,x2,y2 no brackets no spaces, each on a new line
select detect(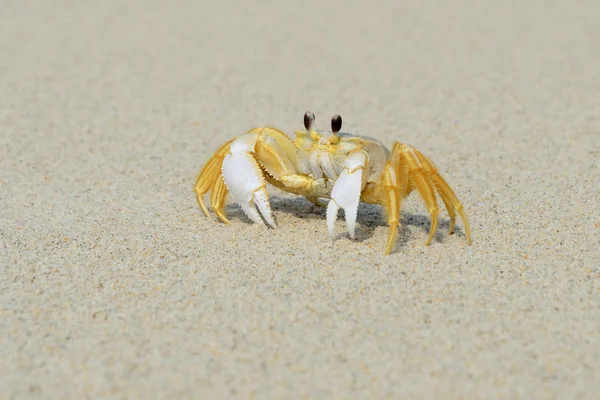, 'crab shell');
291,129,389,201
